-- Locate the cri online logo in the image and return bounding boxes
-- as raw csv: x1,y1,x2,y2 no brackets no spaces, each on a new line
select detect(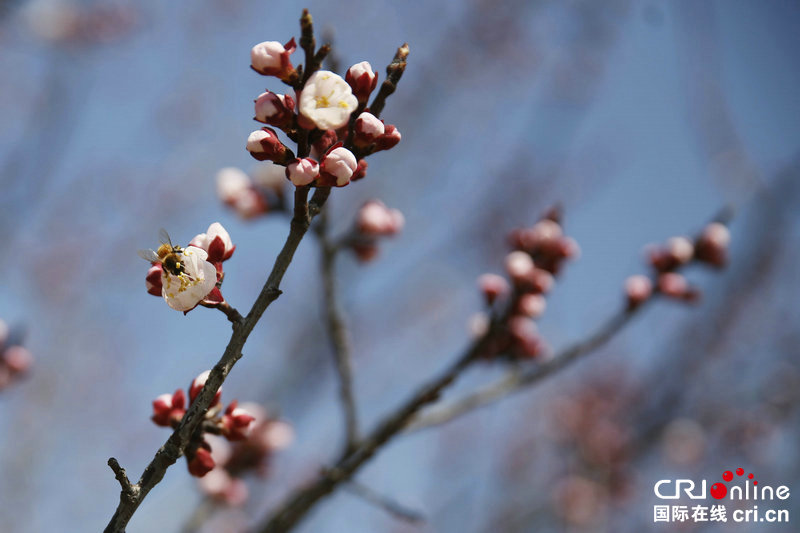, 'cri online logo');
654,469,790,501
